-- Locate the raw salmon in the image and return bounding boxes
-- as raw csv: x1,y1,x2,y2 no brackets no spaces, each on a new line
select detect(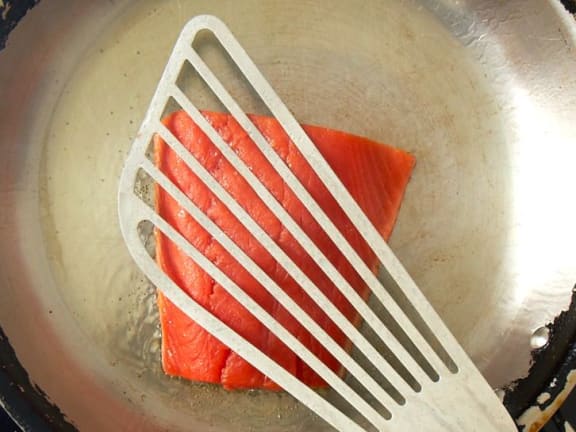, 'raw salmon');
154,111,415,390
